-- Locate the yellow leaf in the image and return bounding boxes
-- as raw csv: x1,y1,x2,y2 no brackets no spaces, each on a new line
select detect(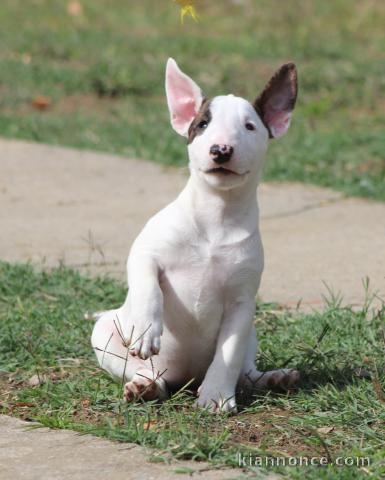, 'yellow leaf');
174,1,199,23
